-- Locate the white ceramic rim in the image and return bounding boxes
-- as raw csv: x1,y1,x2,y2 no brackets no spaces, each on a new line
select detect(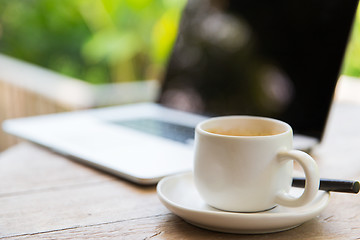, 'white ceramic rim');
196,115,292,139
